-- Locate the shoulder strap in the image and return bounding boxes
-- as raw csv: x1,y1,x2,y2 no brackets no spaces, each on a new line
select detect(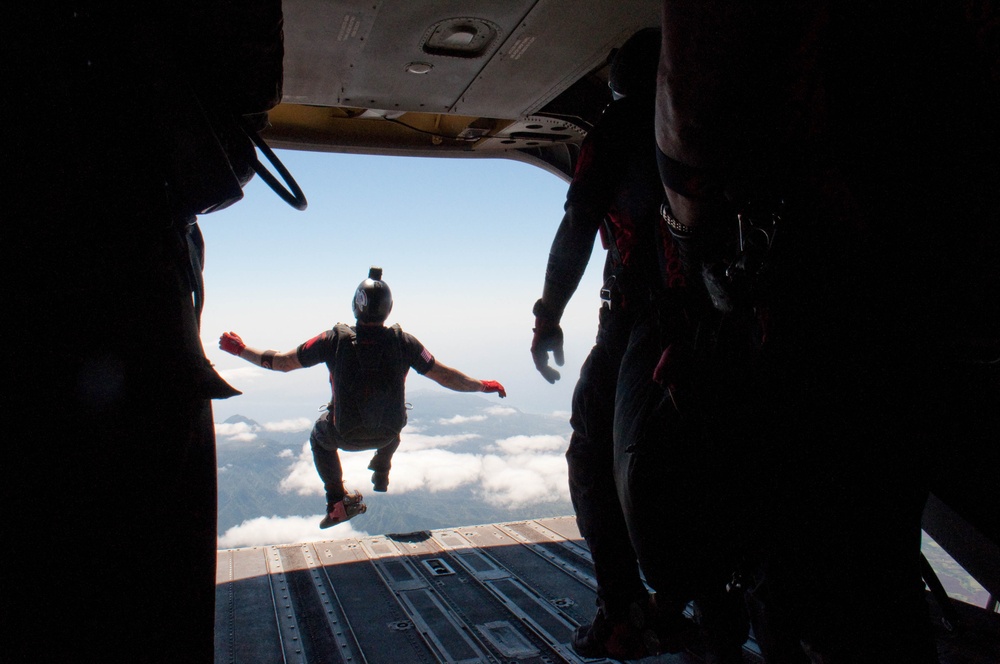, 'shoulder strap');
332,322,356,341
600,216,627,309
383,324,404,361
331,324,357,381
602,215,623,268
